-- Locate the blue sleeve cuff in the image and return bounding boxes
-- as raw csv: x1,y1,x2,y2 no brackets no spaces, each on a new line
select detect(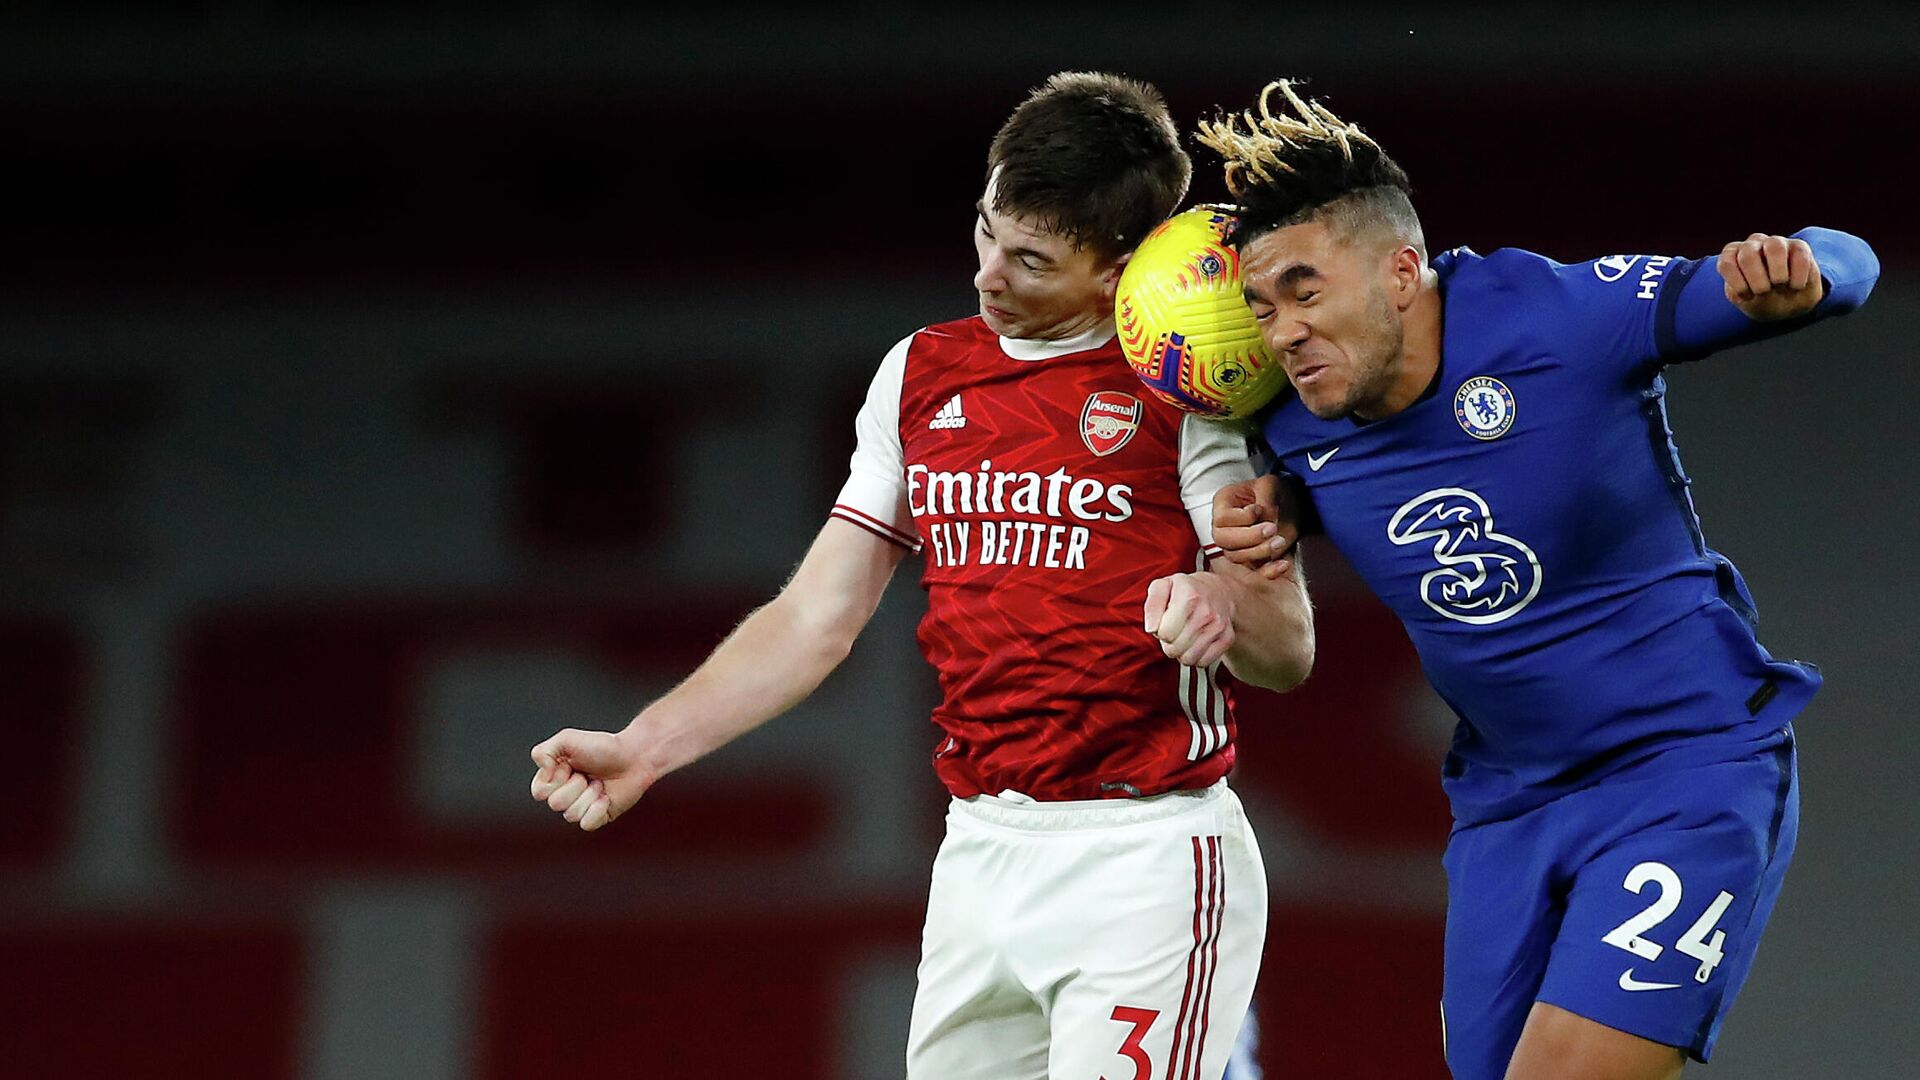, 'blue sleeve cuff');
1798,226,1880,314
